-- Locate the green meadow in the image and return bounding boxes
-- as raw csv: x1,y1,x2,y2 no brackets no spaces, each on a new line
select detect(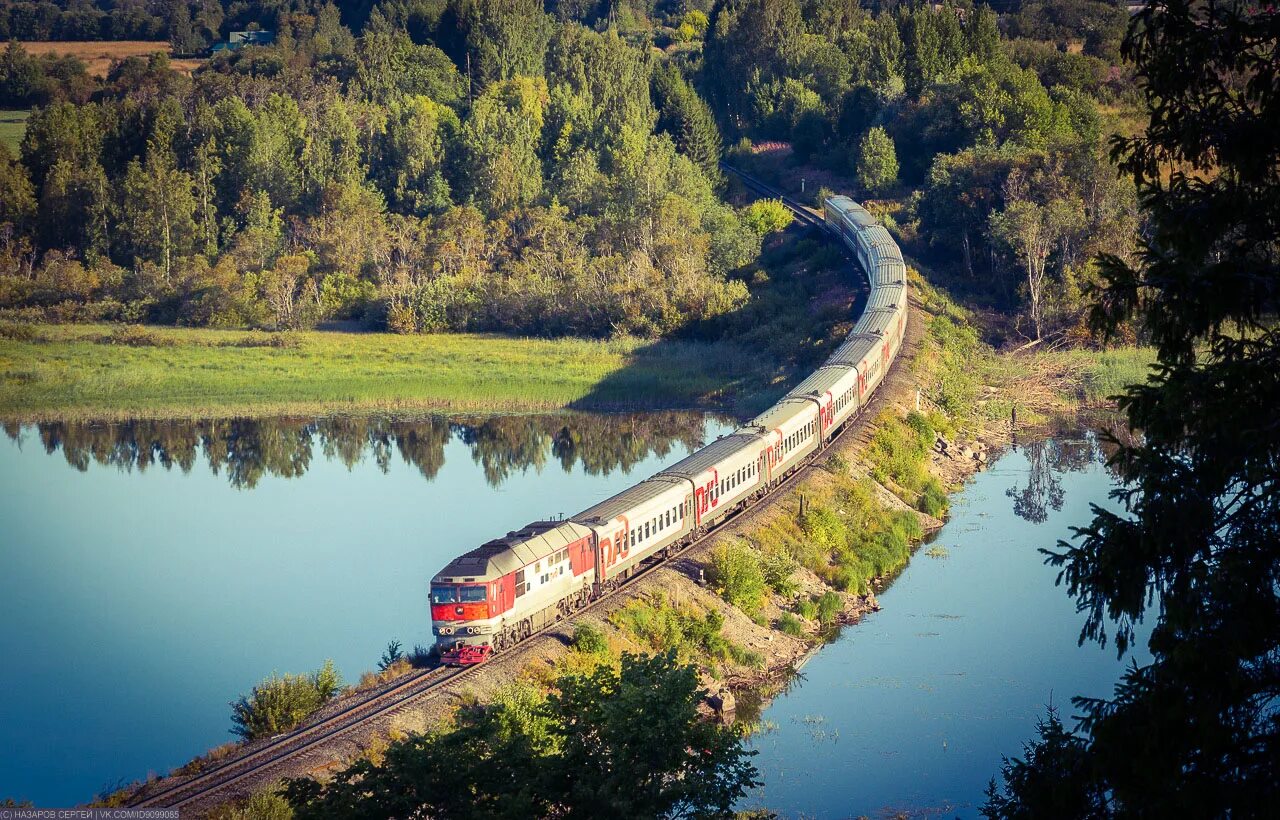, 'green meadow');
0,324,779,421
0,109,29,154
